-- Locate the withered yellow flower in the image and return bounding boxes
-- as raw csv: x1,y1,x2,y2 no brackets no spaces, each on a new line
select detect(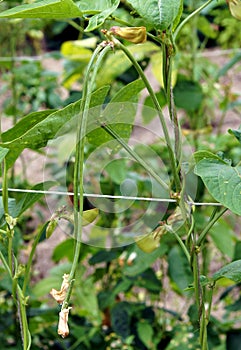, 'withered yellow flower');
227,0,241,20
58,307,72,338
50,273,70,304
110,26,146,44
